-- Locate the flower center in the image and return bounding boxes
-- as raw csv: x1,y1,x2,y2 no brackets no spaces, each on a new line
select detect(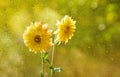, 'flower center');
34,35,41,43
64,26,70,33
